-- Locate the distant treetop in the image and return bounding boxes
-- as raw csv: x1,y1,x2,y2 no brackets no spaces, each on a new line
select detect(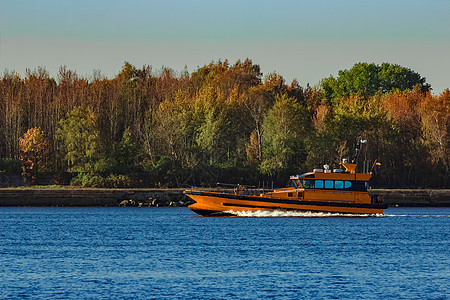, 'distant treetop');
321,62,431,103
